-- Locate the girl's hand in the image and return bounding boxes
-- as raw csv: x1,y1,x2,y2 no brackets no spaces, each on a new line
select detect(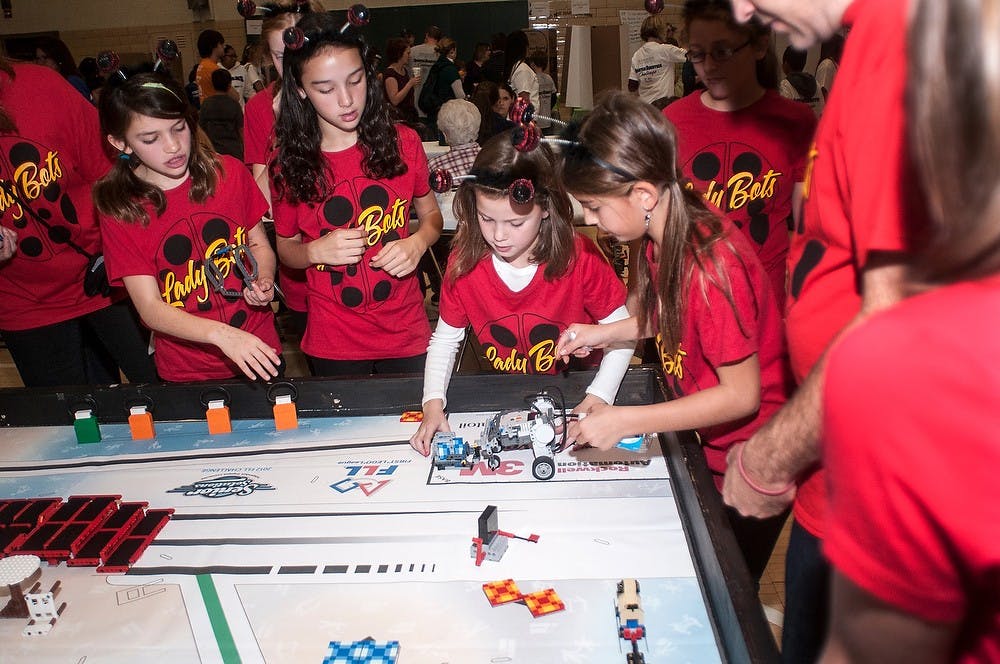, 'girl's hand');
409,400,450,456
212,326,281,381
370,235,424,277
556,324,606,363
307,228,366,266
0,226,17,263
564,393,607,447
243,277,276,307
570,403,627,451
